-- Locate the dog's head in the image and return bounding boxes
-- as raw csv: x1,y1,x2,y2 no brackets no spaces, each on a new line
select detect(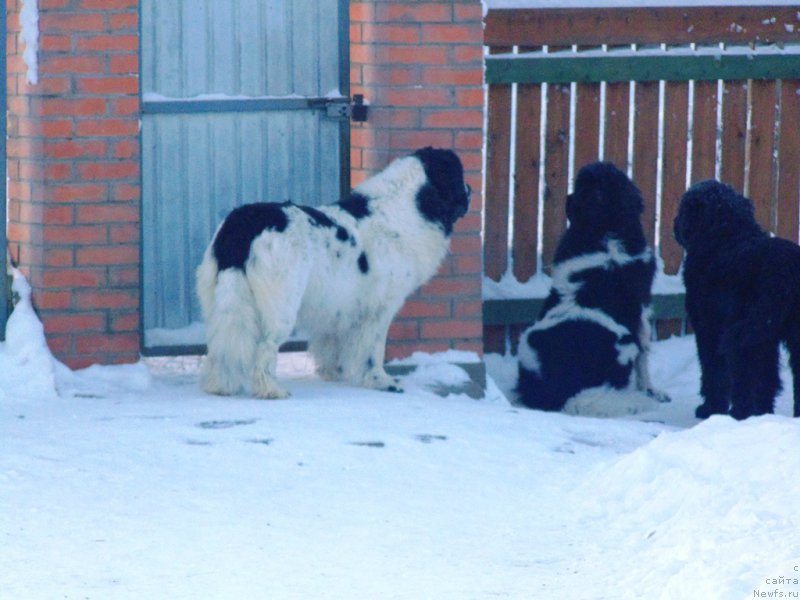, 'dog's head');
567,162,644,233
674,180,757,249
413,147,471,235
